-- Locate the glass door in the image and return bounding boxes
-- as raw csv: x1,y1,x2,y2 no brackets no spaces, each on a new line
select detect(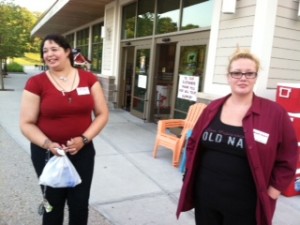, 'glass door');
174,44,206,119
153,43,176,122
131,47,151,120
